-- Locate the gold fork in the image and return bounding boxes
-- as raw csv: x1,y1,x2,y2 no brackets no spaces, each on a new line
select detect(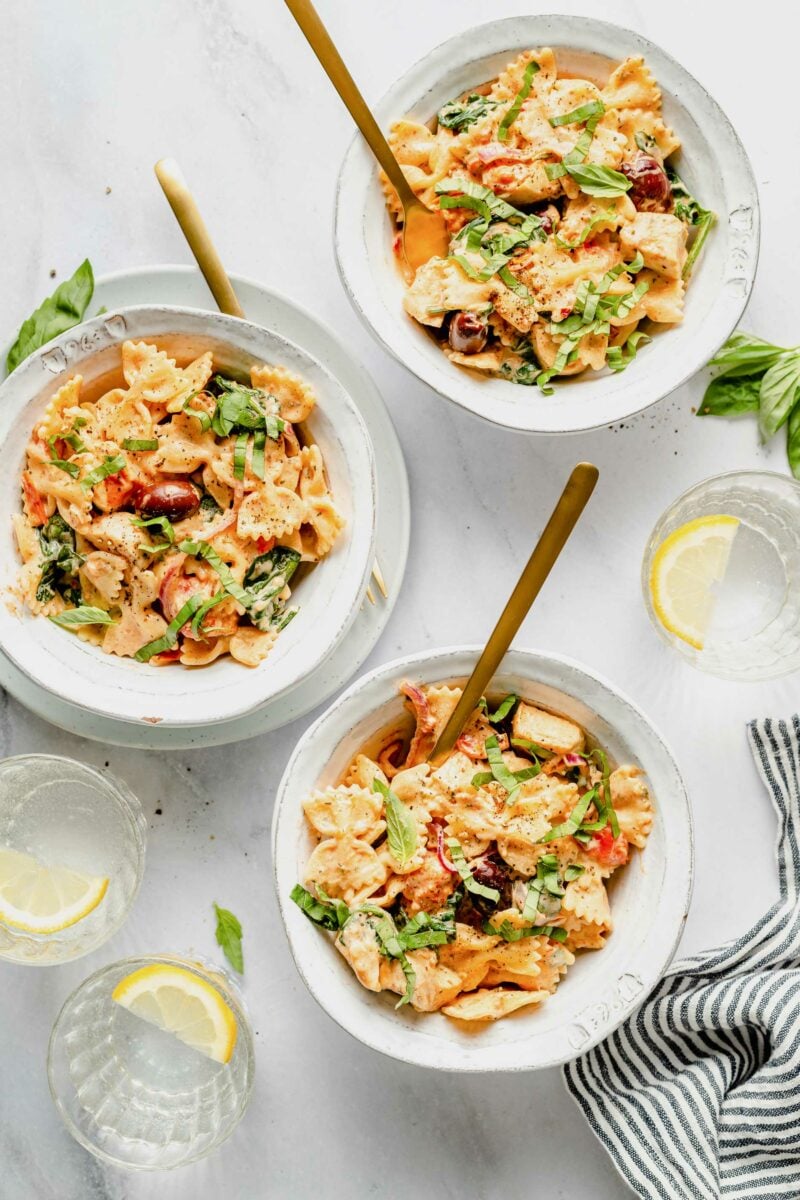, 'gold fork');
283,0,449,274
153,157,388,604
